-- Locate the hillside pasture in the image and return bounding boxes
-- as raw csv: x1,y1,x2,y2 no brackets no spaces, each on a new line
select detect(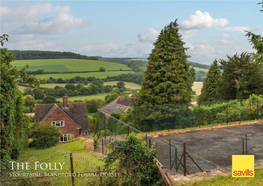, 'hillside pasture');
36,71,136,80
193,66,209,73
13,59,131,72
104,81,141,89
